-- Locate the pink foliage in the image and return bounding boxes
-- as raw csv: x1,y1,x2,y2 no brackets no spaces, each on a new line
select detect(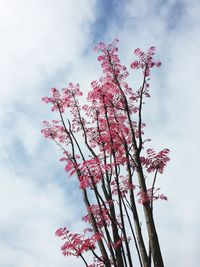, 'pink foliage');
42,39,169,266
82,202,112,228
140,148,170,173
131,46,162,77
137,188,168,205
111,176,135,197
55,227,102,257
79,157,102,189
42,83,83,113
88,258,105,267
113,236,130,249
41,120,68,143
